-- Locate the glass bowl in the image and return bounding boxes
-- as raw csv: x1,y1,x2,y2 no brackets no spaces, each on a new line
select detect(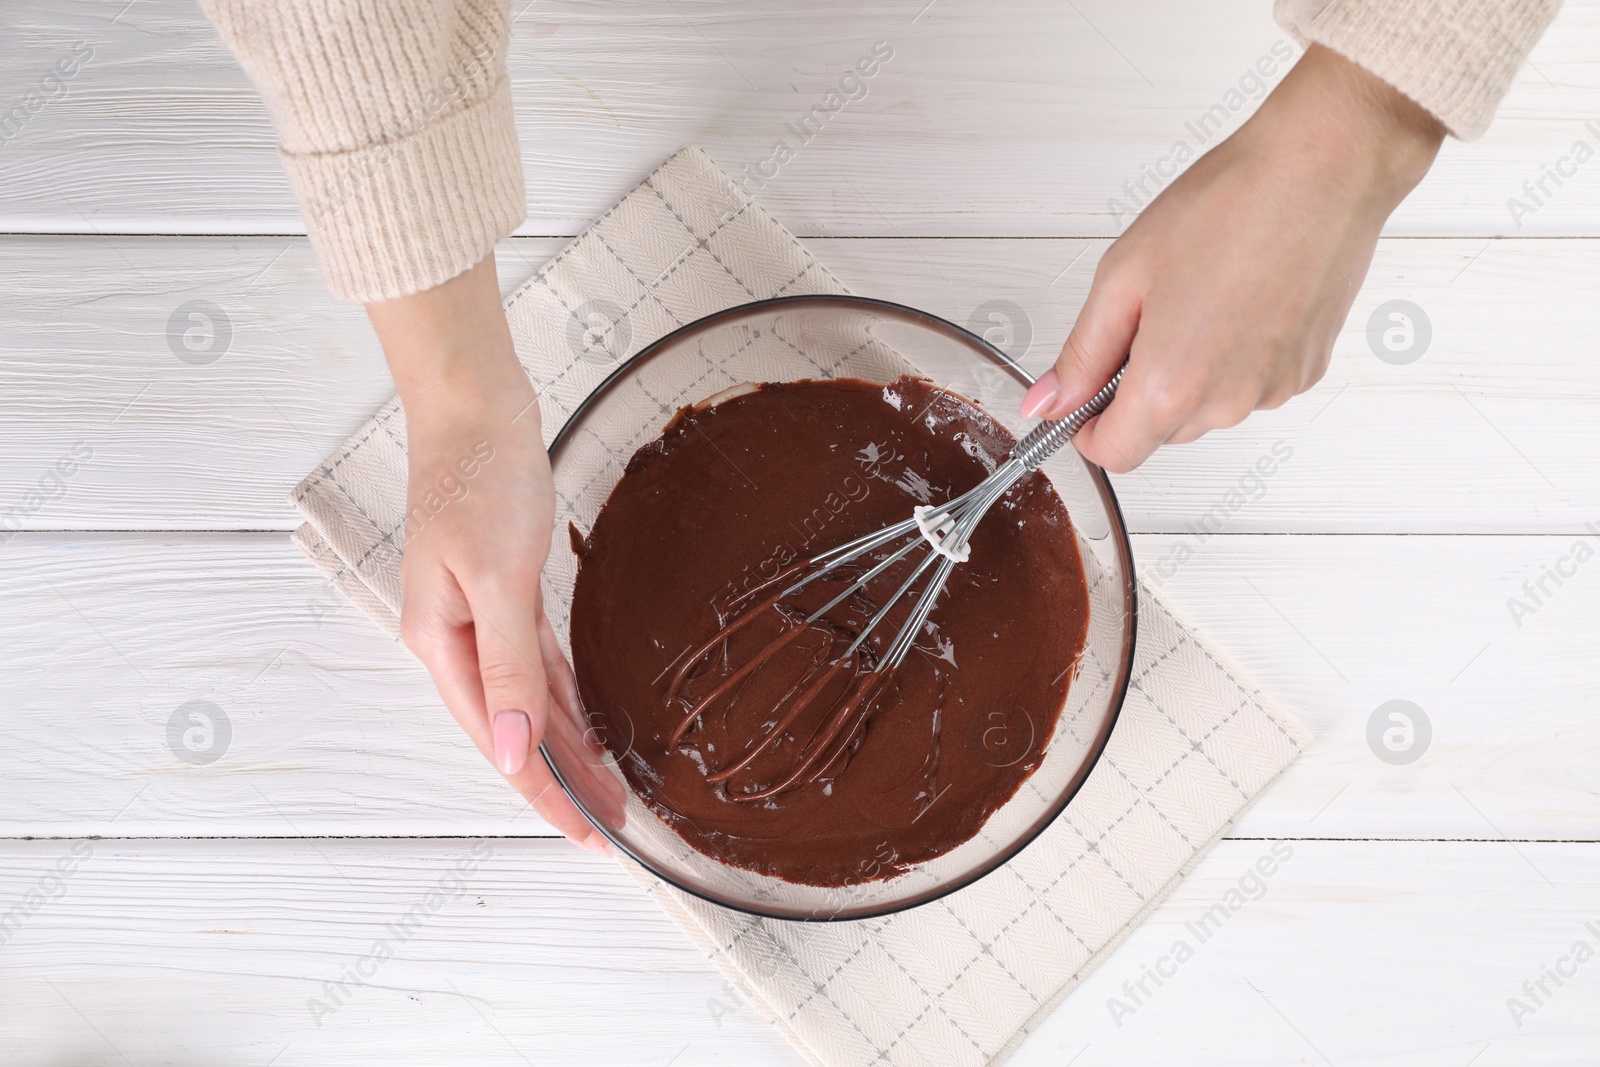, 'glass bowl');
539,294,1137,921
